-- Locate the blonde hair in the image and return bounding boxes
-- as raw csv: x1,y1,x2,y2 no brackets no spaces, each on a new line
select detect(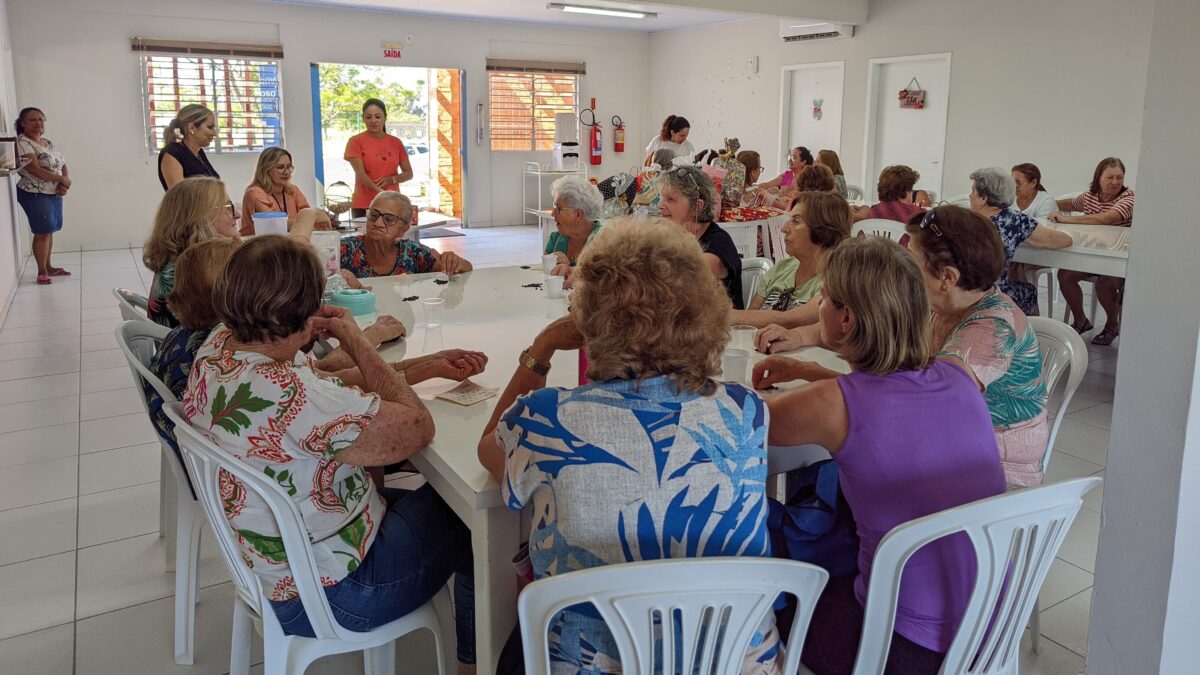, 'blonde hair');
820,236,931,375
143,177,227,273
250,147,293,193
168,238,242,331
162,104,214,147
573,217,728,393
